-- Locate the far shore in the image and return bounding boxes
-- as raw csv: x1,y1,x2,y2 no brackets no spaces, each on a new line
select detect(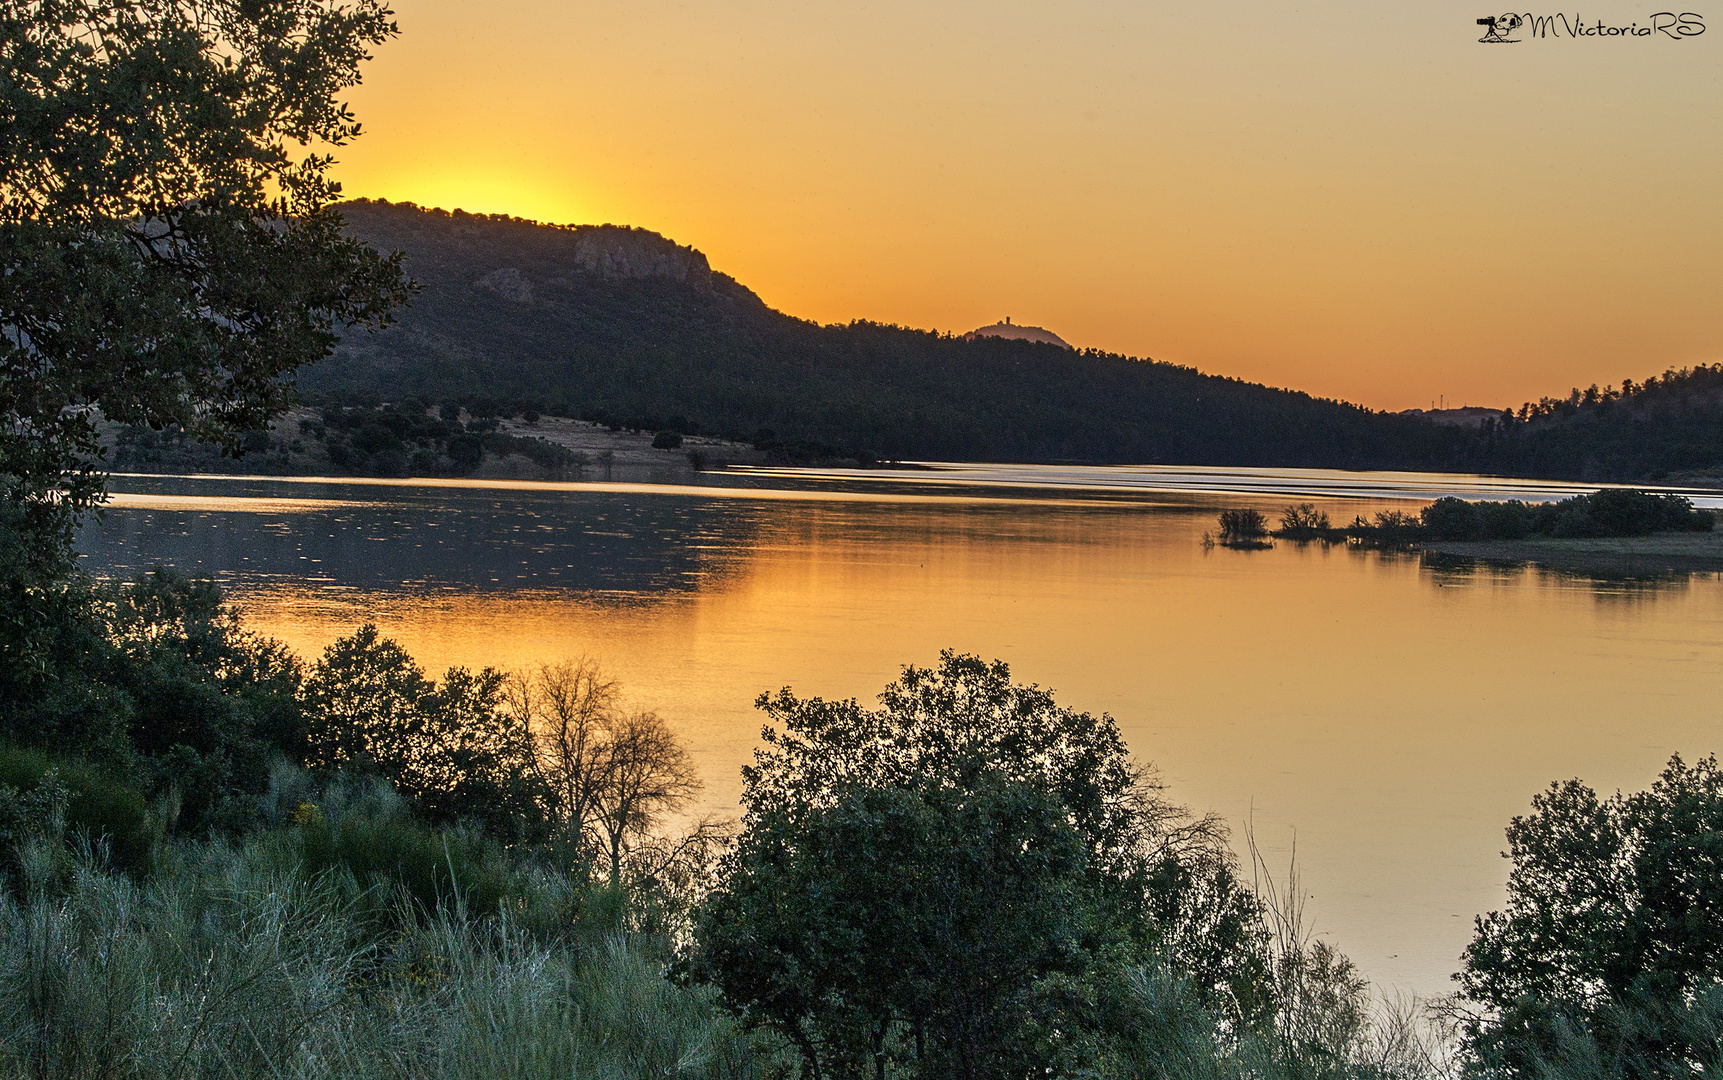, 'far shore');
1418,531,1723,574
